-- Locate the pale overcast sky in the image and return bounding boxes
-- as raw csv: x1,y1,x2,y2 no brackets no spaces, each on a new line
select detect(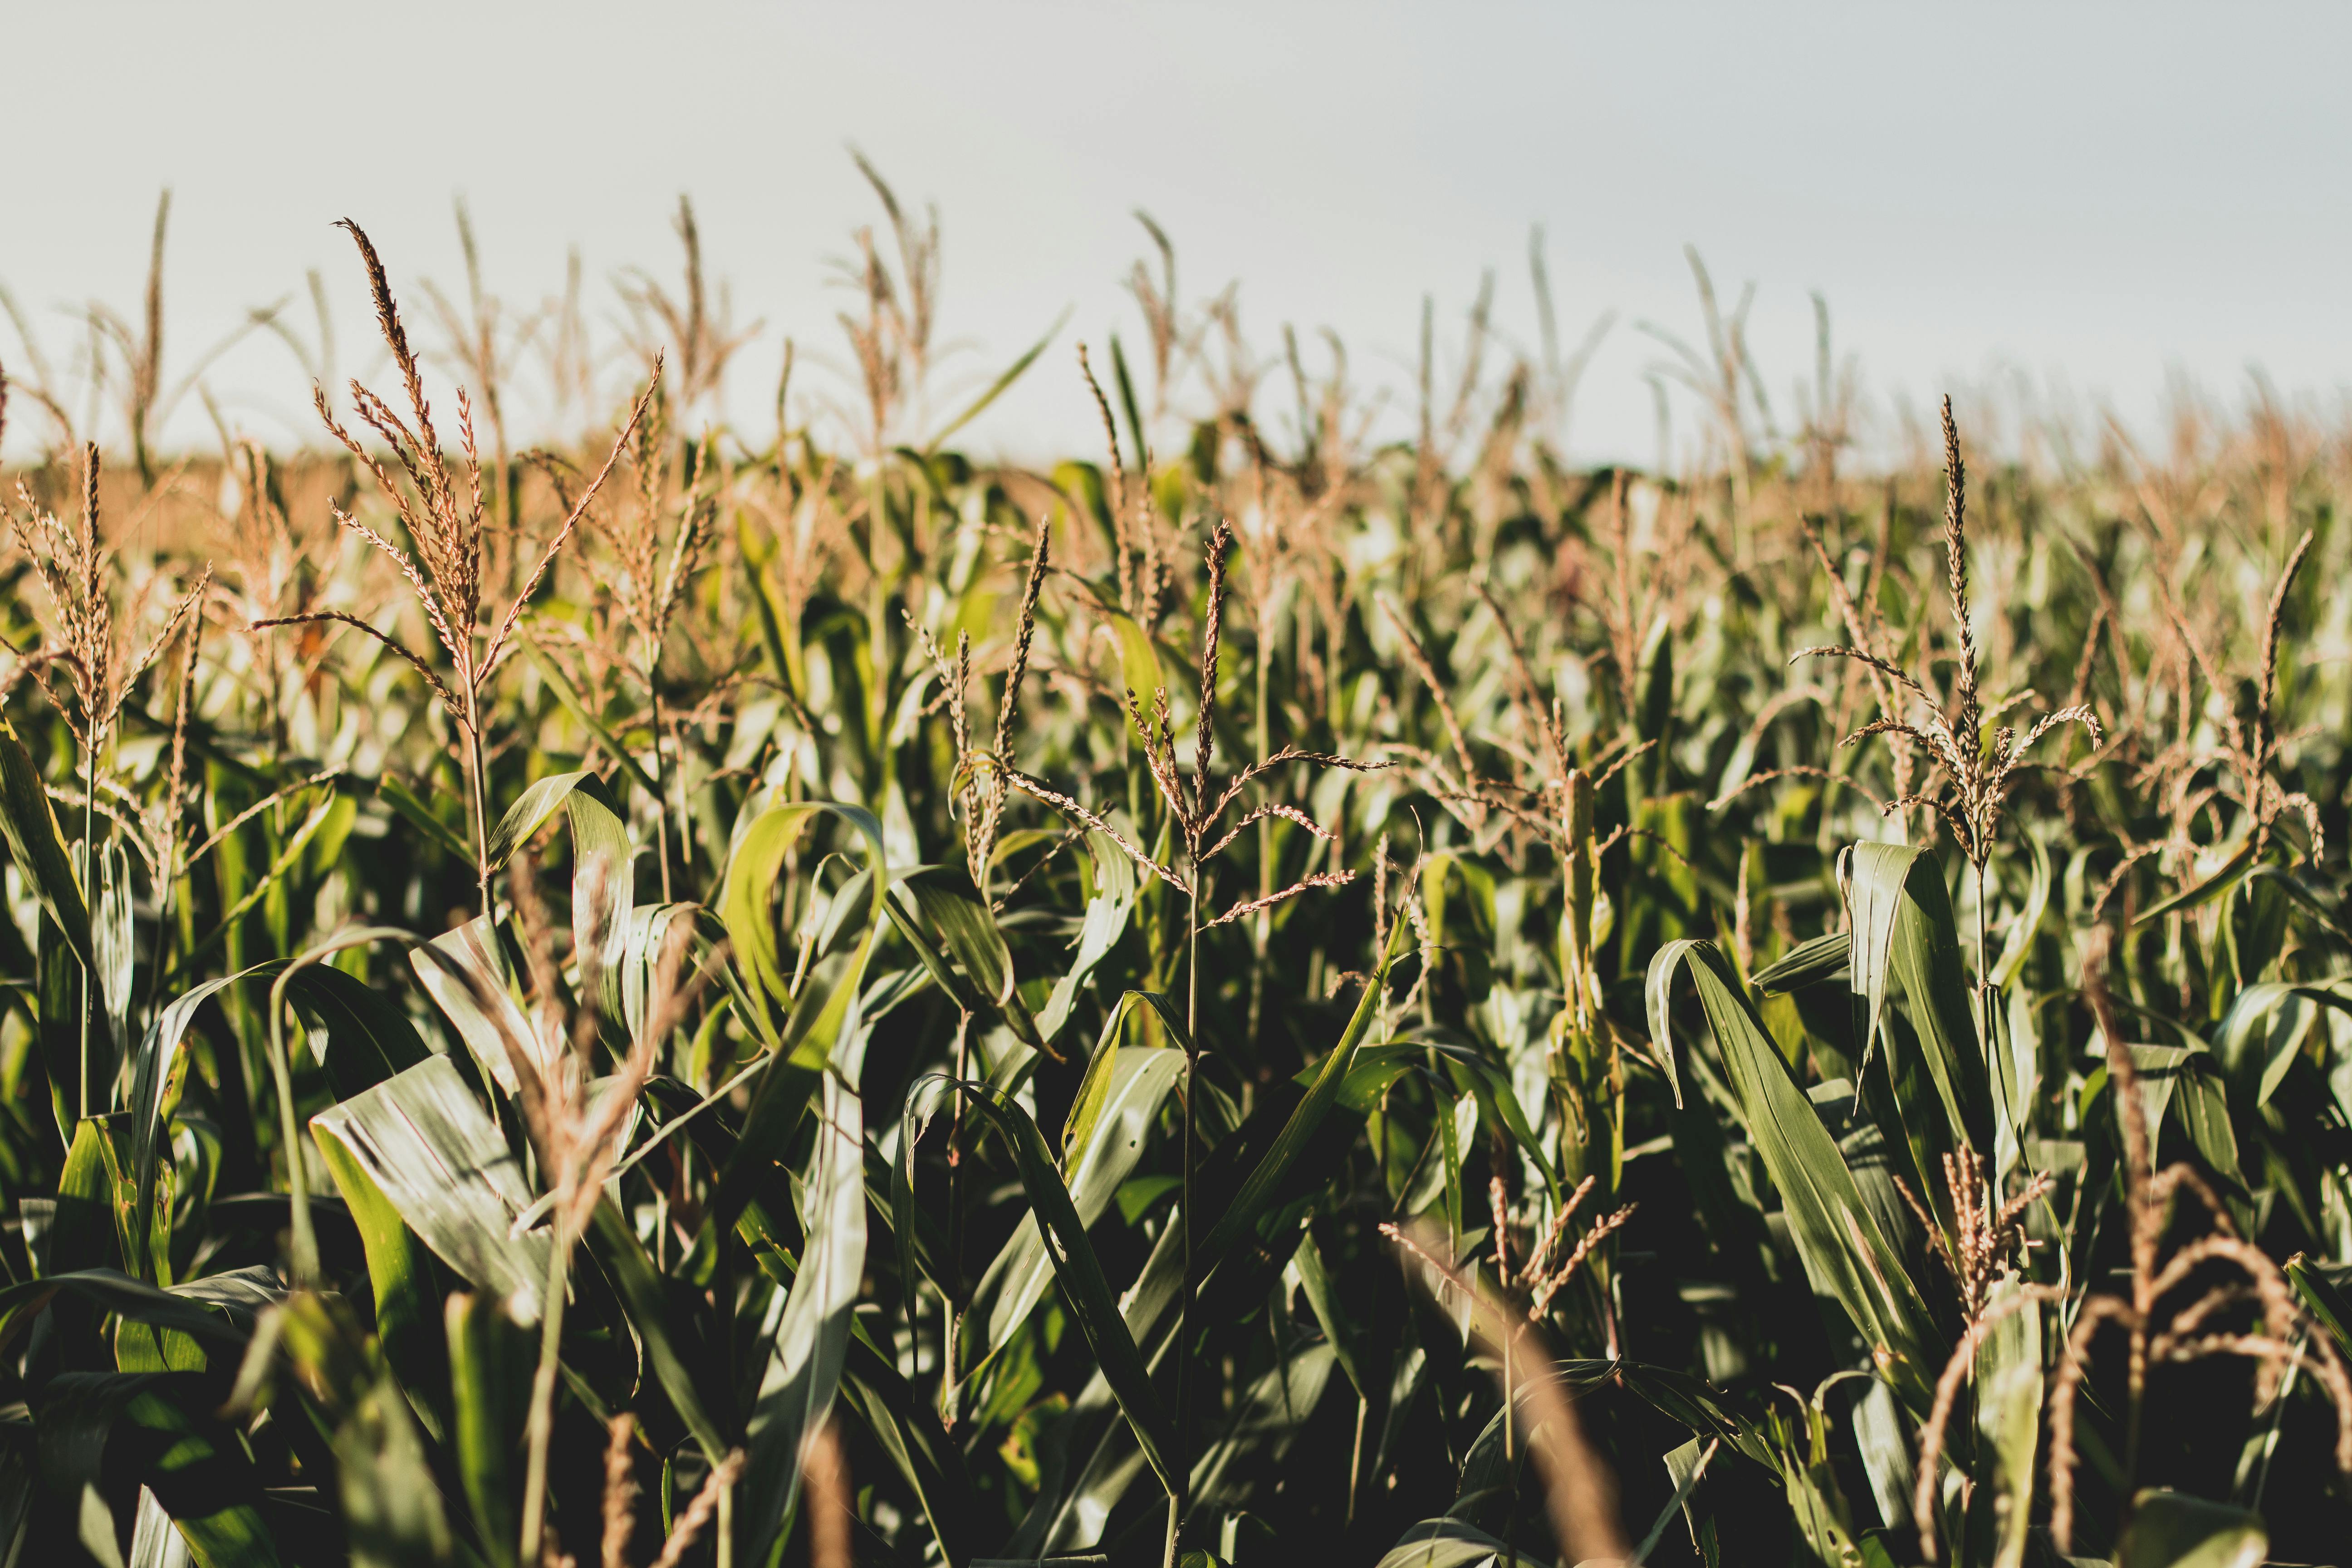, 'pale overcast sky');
5,3,2348,467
